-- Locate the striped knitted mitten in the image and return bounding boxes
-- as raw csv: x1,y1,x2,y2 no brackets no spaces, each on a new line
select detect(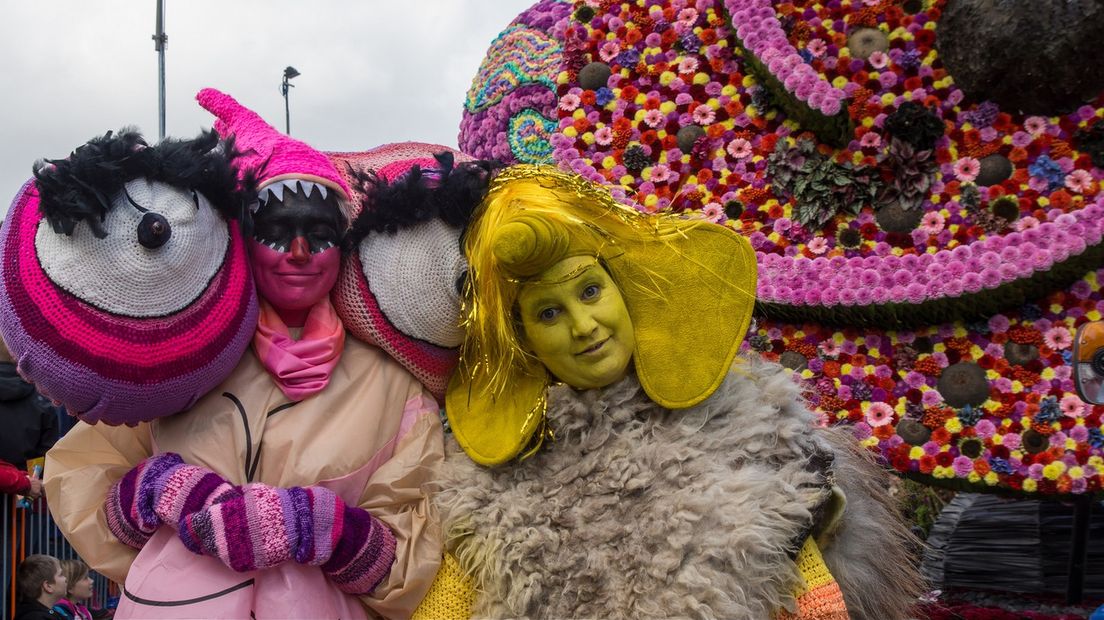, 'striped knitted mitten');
105,452,235,549
105,454,397,594
177,482,396,594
